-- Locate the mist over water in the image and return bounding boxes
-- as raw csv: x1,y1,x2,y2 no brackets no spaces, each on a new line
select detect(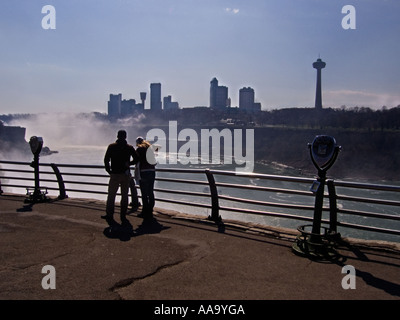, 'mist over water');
9,113,143,150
